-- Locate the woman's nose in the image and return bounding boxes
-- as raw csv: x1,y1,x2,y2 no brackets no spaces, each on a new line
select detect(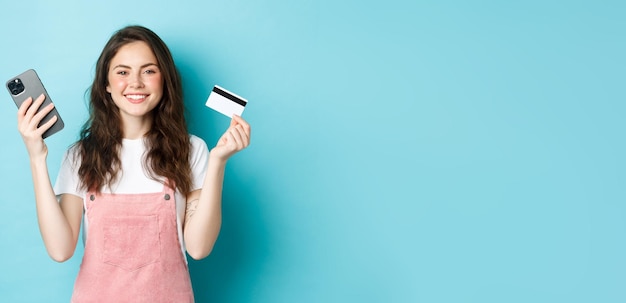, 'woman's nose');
129,73,144,88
